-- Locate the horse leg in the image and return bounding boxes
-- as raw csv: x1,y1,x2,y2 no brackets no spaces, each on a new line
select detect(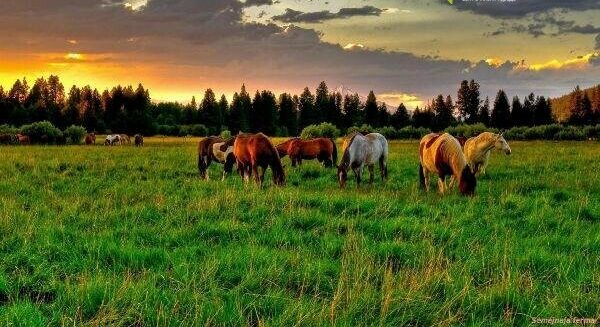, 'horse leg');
368,164,374,184
259,165,266,186
354,166,363,186
252,164,260,184
437,177,446,194
379,157,387,182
